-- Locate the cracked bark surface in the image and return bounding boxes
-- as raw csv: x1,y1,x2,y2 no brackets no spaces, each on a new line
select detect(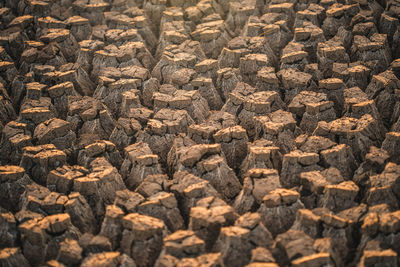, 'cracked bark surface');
0,0,400,266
